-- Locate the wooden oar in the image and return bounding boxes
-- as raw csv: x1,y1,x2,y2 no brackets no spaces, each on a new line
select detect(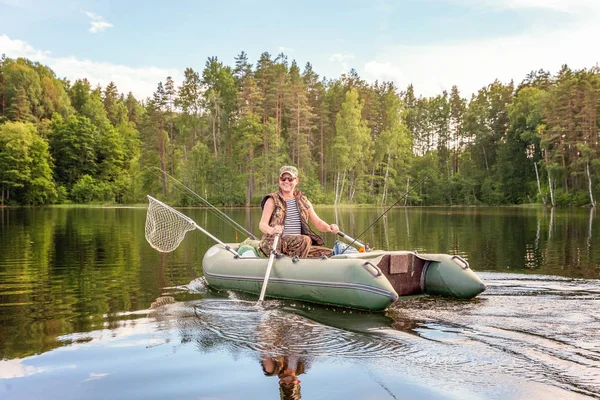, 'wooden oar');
258,234,280,302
